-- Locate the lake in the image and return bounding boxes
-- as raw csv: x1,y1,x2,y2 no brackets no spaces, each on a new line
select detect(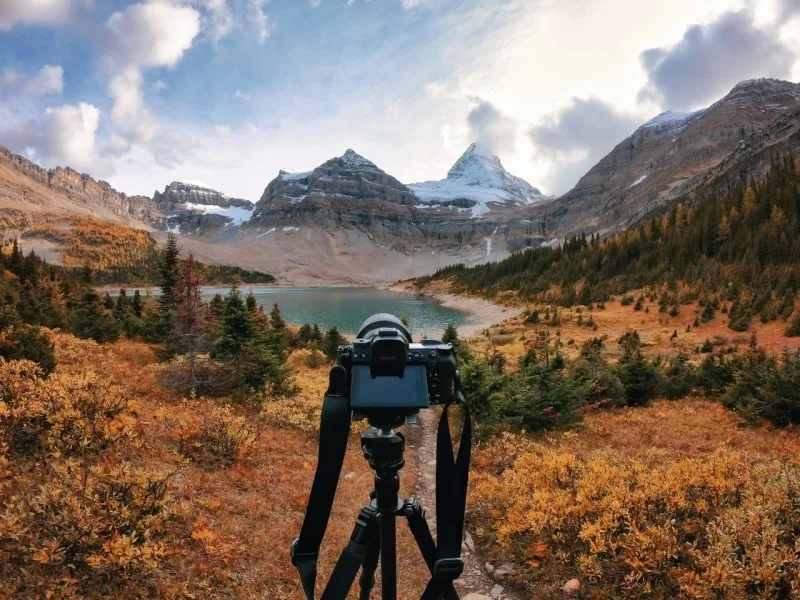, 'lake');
132,287,467,338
